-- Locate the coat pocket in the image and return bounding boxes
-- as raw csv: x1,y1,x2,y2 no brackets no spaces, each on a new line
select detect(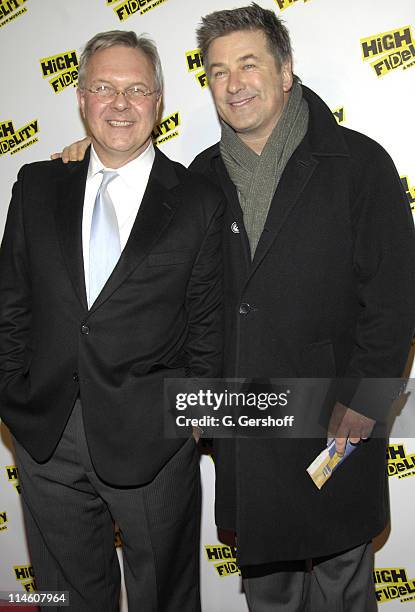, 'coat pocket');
301,340,336,377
